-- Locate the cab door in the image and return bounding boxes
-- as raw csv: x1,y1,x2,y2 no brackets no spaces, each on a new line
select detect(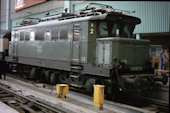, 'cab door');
71,23,81,63
11,31,19,56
